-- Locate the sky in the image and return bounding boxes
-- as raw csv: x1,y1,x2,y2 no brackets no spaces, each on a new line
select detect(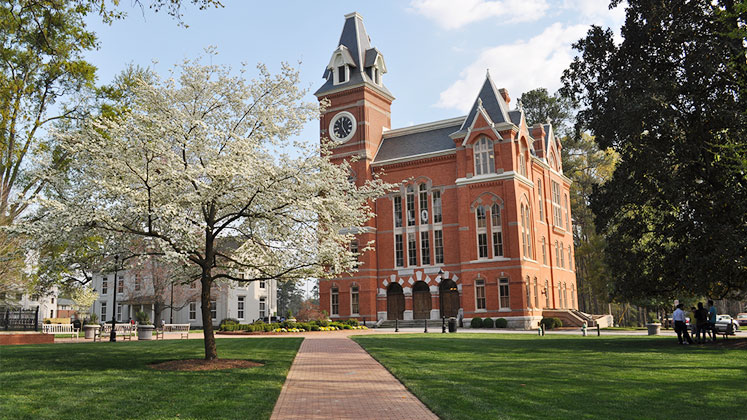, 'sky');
84,0,626,145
